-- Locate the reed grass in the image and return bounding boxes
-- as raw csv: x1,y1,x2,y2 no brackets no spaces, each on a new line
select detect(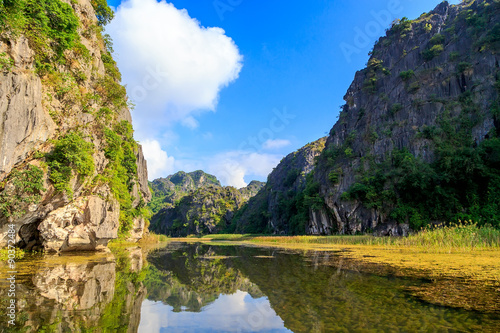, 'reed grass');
203,222,500,252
